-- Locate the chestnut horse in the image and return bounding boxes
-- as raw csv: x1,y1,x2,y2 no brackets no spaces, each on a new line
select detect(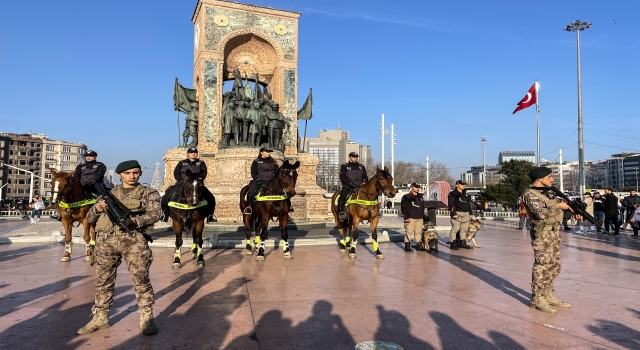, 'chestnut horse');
165,170,216,268
48,169,97,262
330,166,396,259
239,160,300,261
